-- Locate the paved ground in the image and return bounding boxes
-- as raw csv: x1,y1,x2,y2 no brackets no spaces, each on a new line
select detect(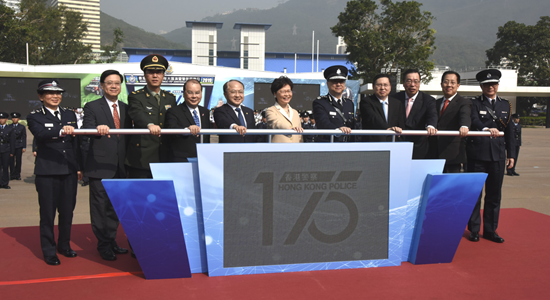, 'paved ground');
0,127,548,228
